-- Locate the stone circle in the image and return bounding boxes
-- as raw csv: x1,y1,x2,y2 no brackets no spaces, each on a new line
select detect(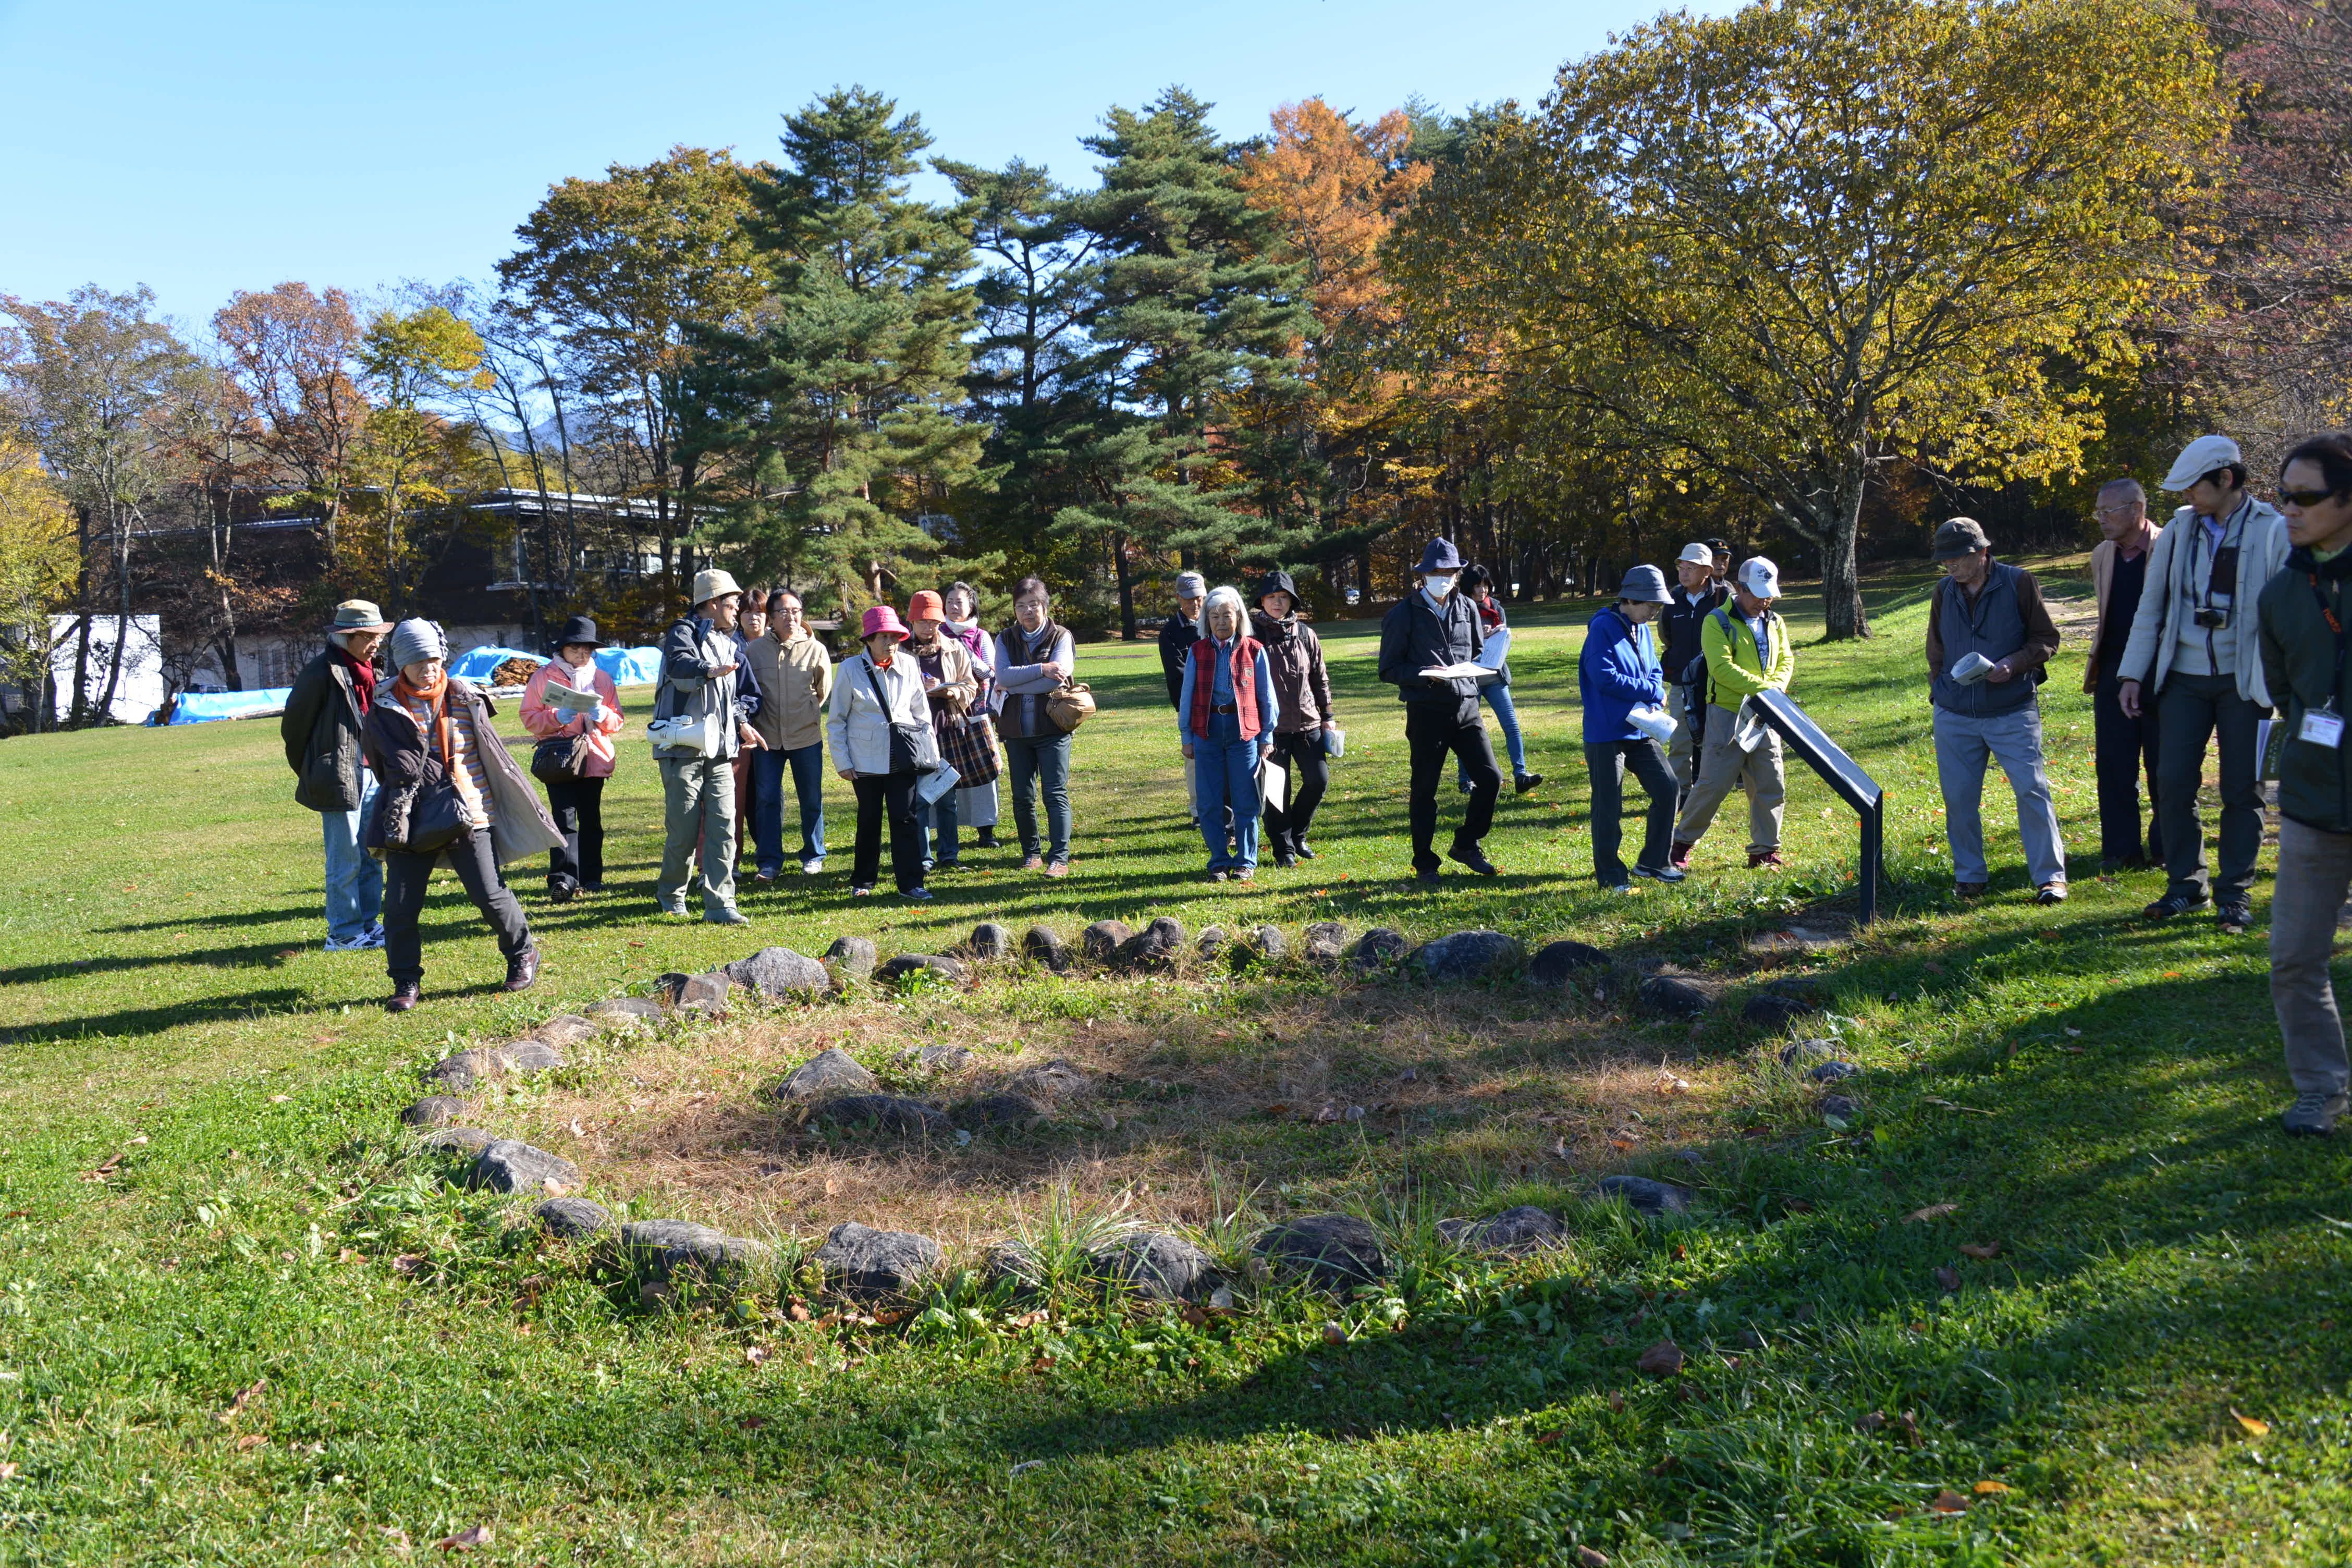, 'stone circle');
1252,1212,1390,1290
419,1125,497,1157
1411,929,1526,985
1594,1174,1692,1217
501,1040,567,1076
823,936,878,978
877,953,966,985
1638,971,1717,1018
621,1219,766,1282
1087,1232,1223,1303
533,1196,610,1240
956,1092,1049,1129
1349,927,1408,973
1022,925,1071,972
401,1095,466,1129
1528,939,1610,986
1302,922,1348,966
727,946,830,998
775,1048,878,1102
966,922,1011,960
811,1095,952,1136
814,1221,943,1300
1081,920,1134,962
1437,1204,1567,1256
469,1139,582,1195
